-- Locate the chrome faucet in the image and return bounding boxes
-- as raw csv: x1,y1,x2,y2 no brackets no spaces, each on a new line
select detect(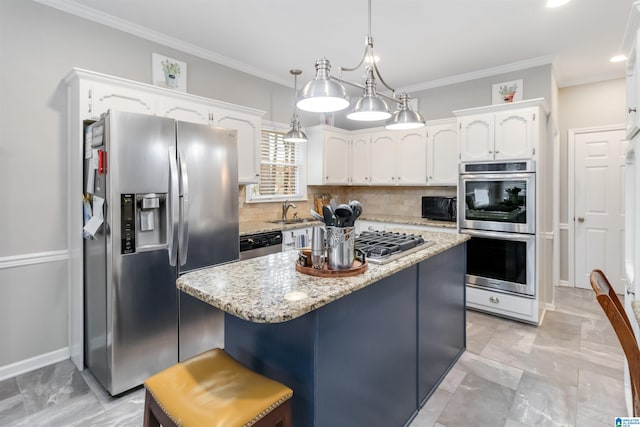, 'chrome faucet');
282,200,297,221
